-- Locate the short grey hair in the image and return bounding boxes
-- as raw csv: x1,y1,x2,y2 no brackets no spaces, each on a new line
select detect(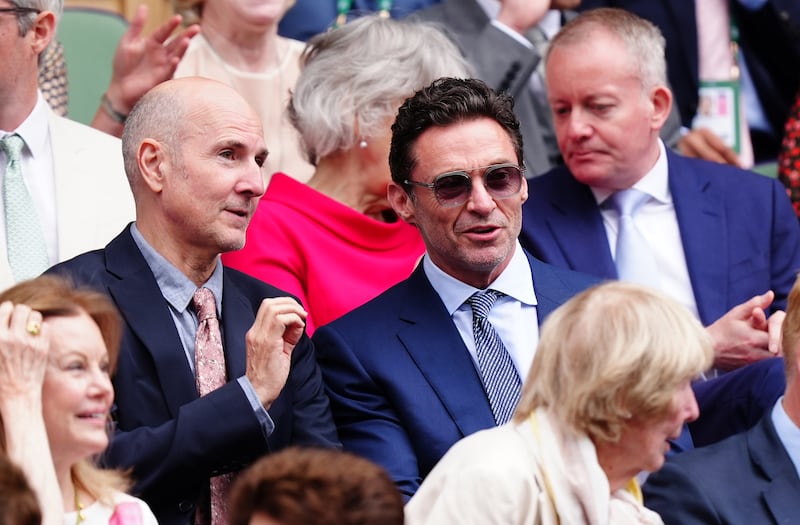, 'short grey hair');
288,15,471,165
10,0,62,35
121,86,185,195
547,7,667,92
